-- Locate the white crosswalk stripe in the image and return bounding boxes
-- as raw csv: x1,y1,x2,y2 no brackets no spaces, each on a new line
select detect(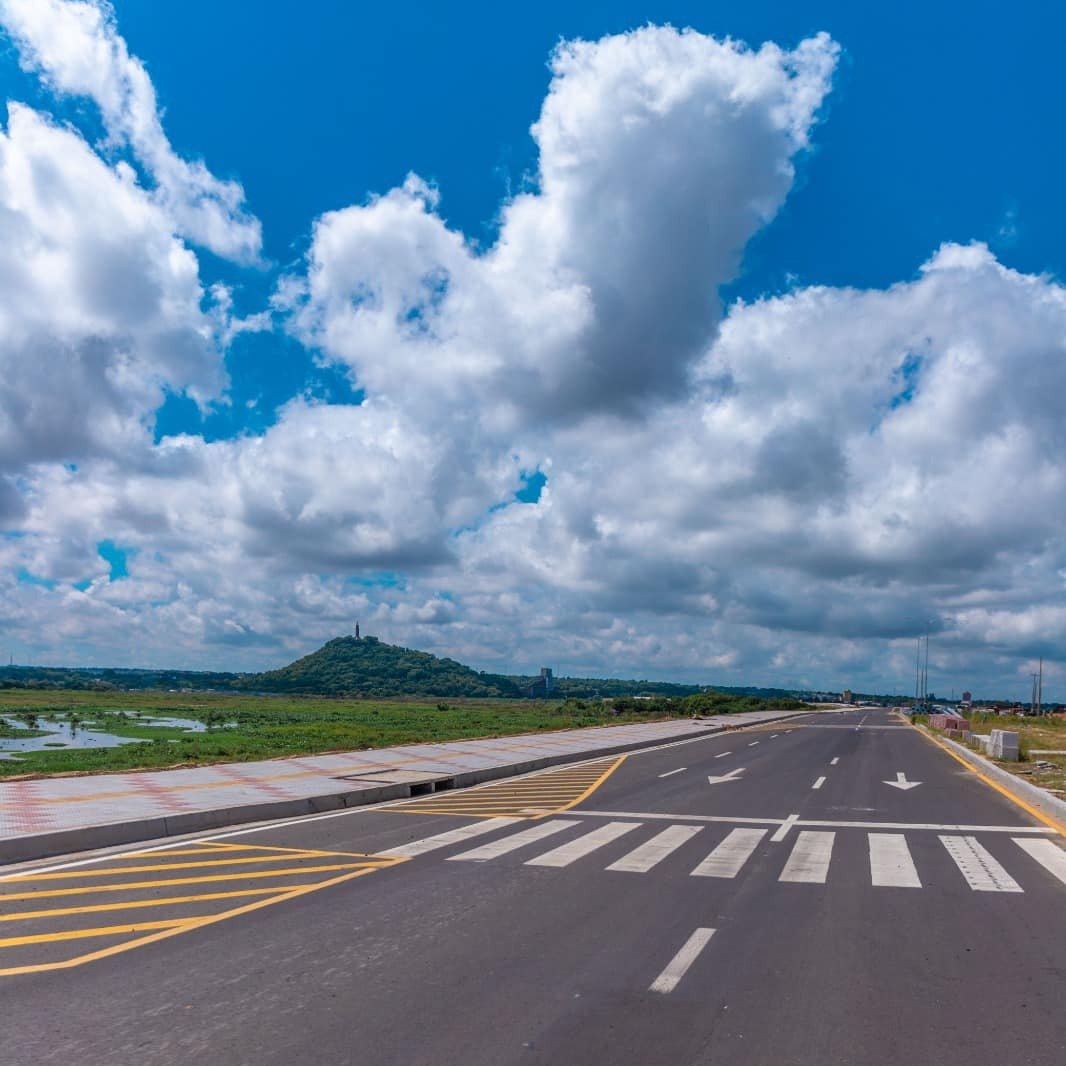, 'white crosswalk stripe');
526,821,641,868
779,831,835,884
868,833,921,888
1012,838,1066,887
939,835,1022,892
691,828,766,879
397,817,1060,893
607,824,703,873
381,816,523,858
447,819,579,862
